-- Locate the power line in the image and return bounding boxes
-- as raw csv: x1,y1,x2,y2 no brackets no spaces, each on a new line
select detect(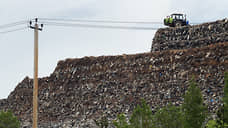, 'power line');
40,18,162,24
39,18,203,25
42,21,159,30
0,18,204,34
0,27,28,34
0,20,28,29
